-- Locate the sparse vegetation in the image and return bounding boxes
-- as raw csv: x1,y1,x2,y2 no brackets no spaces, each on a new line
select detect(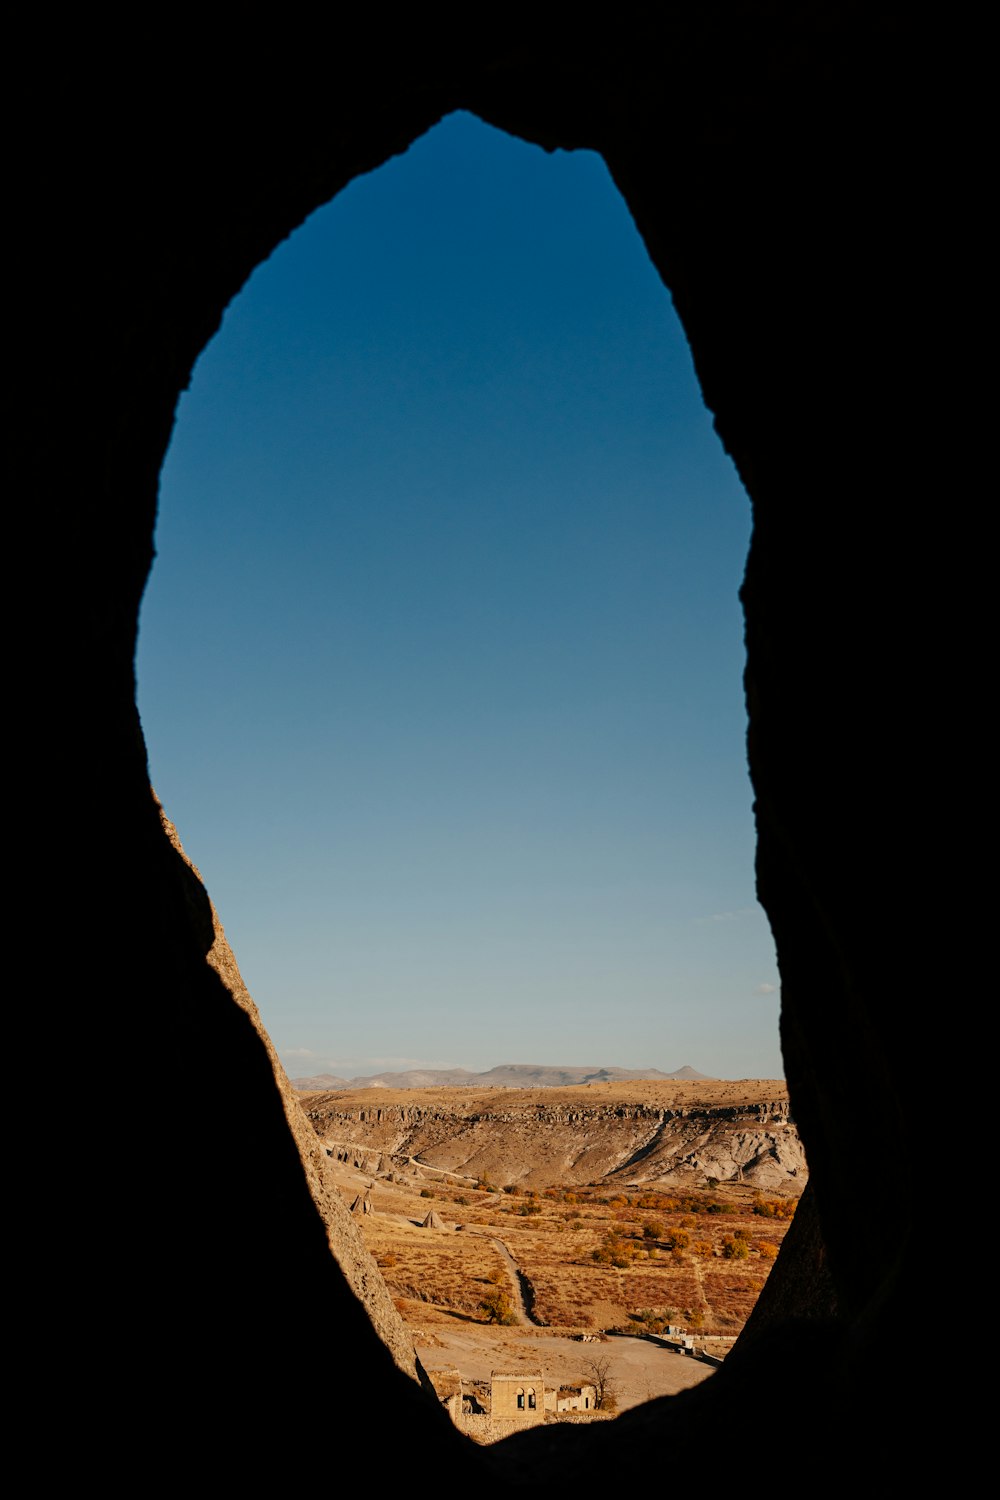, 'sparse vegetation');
359,1175,796,1333
628,1306,679,1335
479,1287,517,1325
323,1082,801,1340
752,1194,797,1220
591,1228,637,1267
